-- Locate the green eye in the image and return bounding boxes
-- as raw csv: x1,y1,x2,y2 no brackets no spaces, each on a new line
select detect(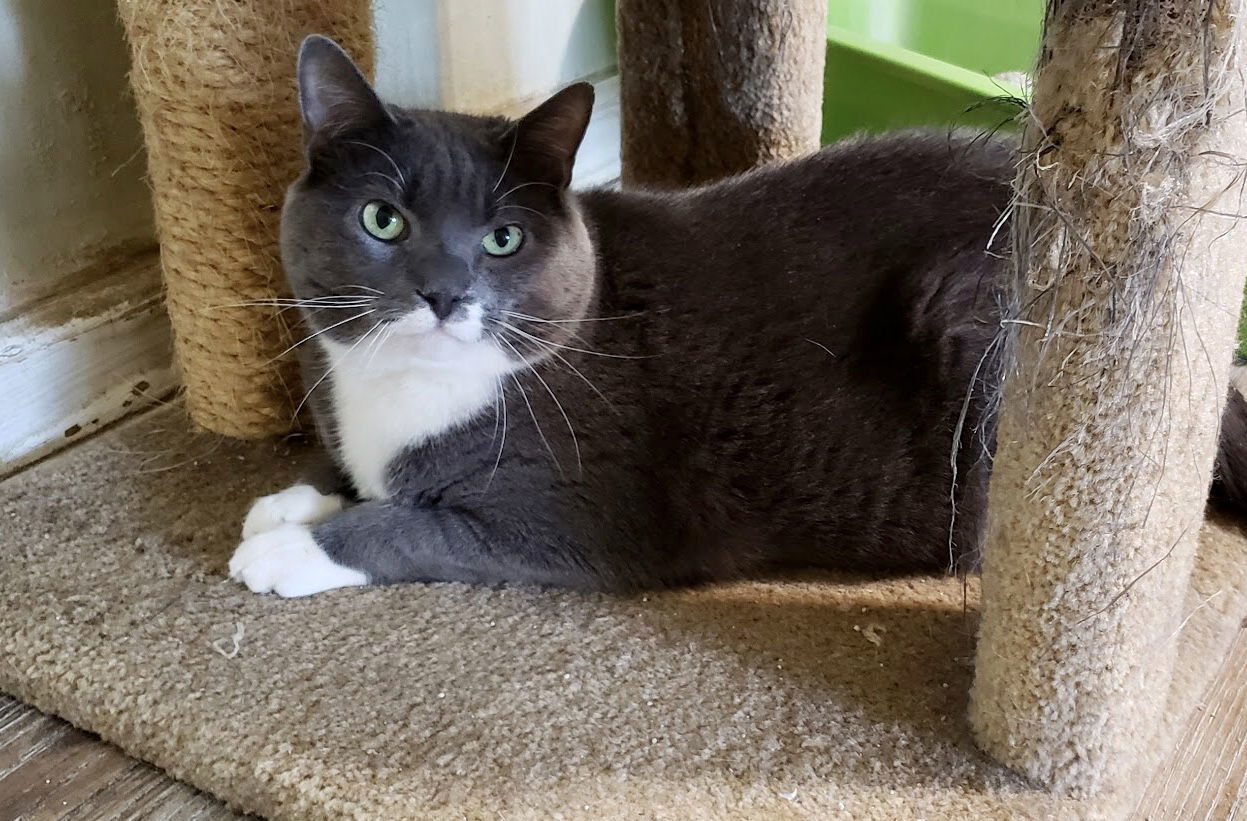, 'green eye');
482,224,524,256
360,200,406,241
